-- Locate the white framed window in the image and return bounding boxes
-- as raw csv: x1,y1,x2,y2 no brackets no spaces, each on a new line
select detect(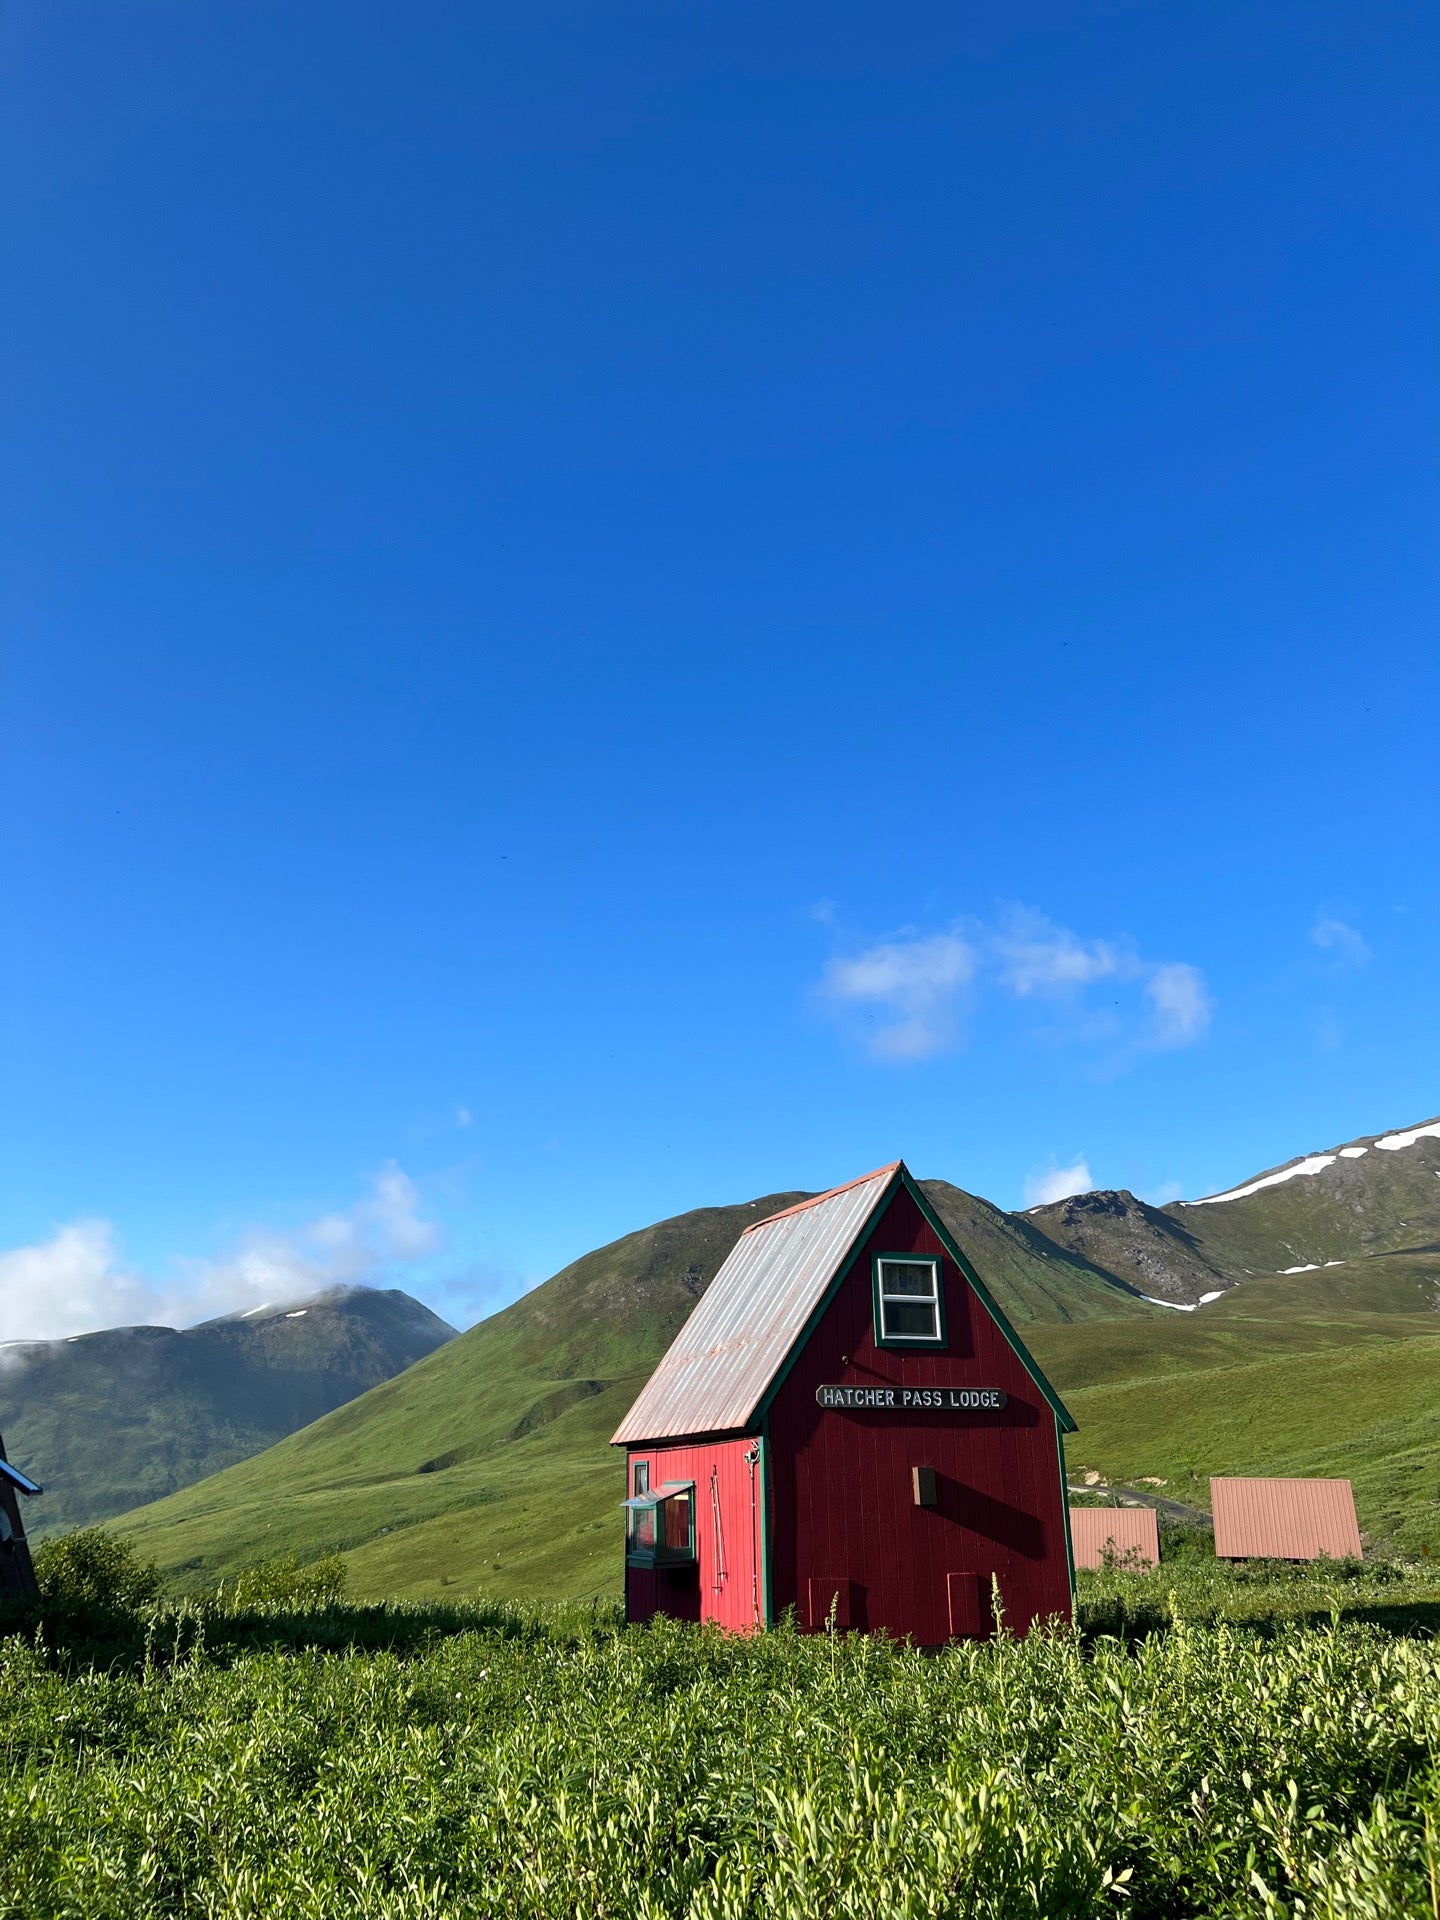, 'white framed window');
873,1255,945,1346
